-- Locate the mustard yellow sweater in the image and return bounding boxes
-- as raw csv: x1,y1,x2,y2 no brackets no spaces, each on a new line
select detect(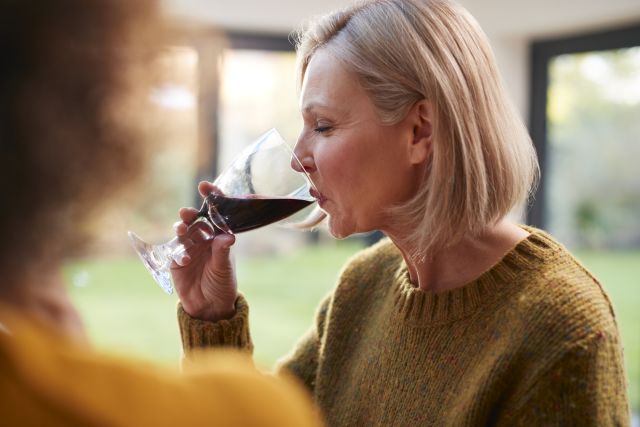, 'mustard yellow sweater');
178,228,630,426
0,307,322,427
